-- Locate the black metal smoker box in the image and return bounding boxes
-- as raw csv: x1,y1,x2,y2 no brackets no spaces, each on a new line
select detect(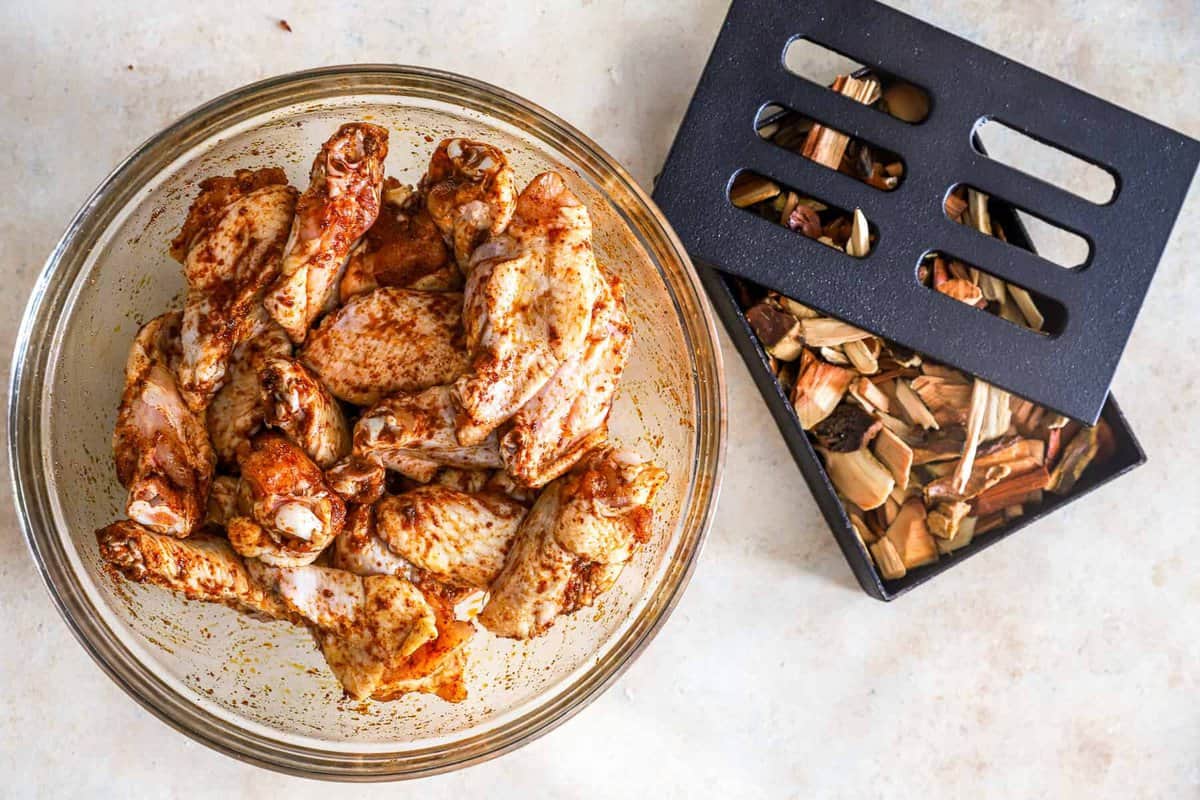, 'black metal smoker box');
653,0,1197,599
